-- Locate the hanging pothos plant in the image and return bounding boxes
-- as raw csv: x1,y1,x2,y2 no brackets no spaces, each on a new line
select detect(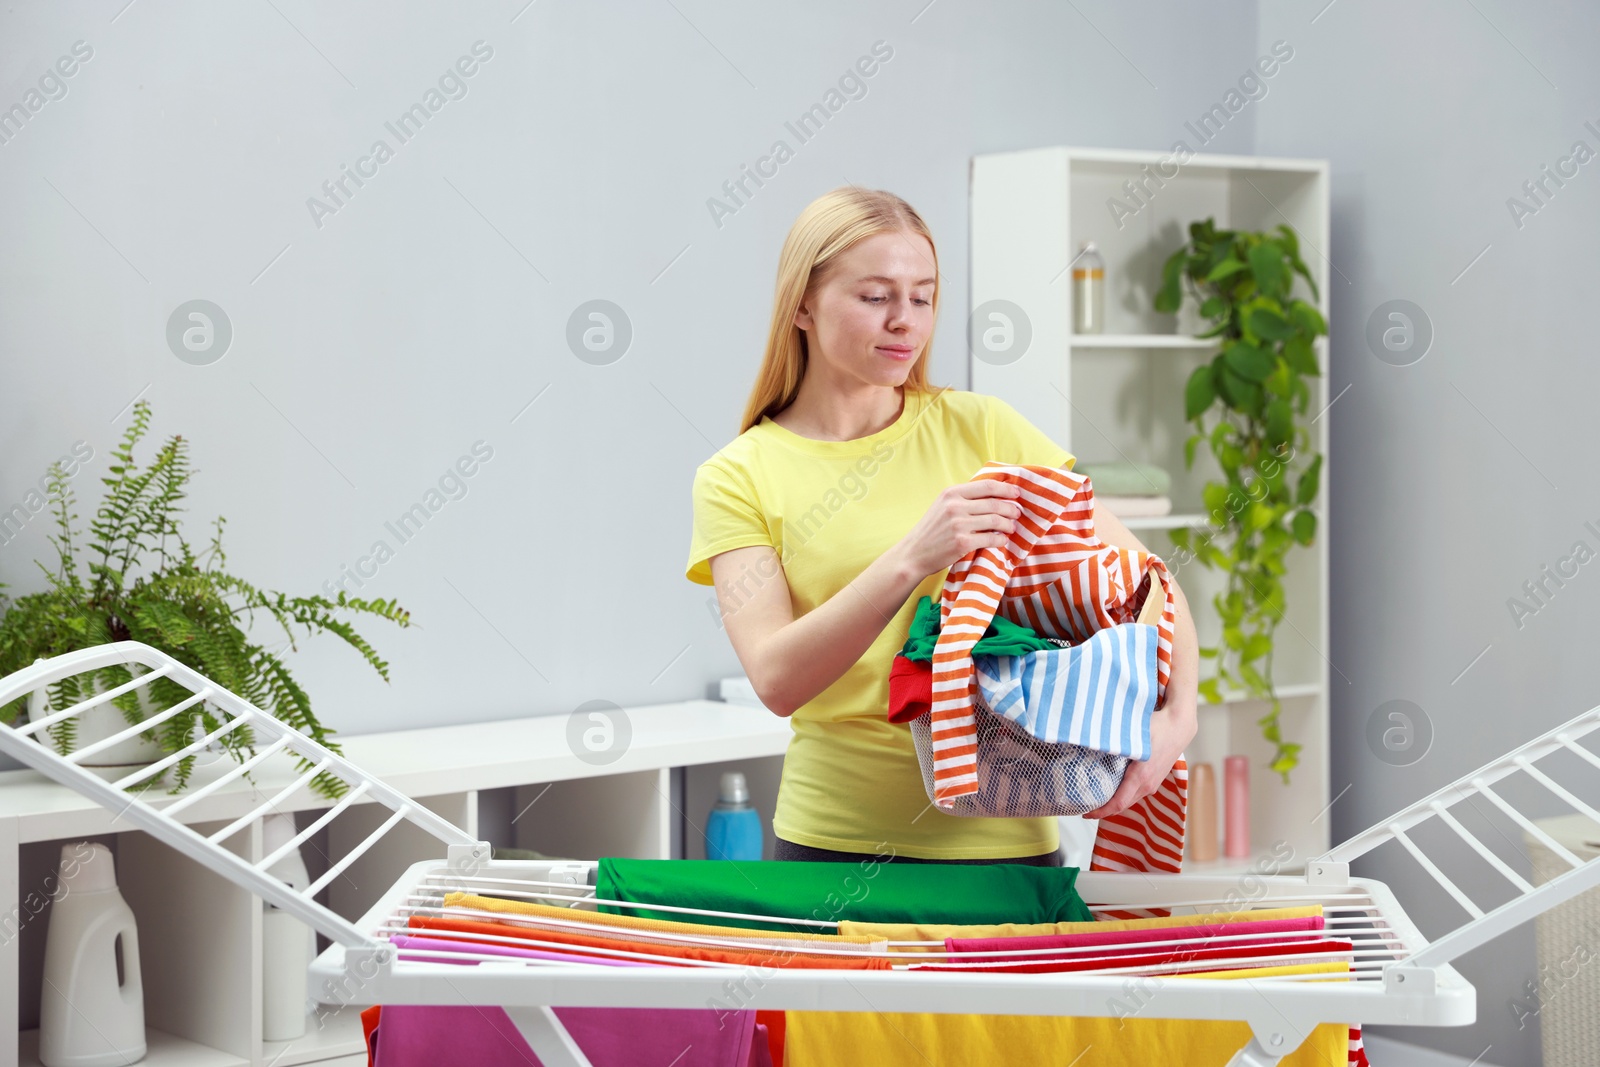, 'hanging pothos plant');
1154,218,1326,782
